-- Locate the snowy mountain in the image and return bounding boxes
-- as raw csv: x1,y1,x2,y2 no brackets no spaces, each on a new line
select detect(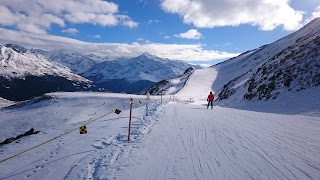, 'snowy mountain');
0,97,13,108
37,50,199,94
153,18,320,108
147,67,195,95
36,49,99,74
0,44,94,101
213,18,320,103
82,53,198,94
